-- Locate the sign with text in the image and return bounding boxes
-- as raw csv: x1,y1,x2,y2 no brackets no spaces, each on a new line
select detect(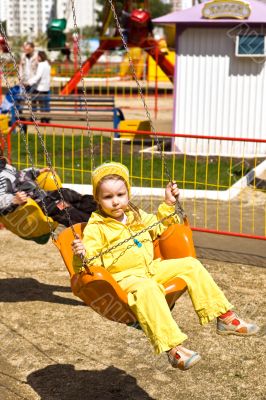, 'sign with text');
202,0,251,19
